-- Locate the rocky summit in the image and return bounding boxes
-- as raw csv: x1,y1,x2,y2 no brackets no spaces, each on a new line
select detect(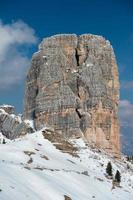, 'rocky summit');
24,34,120,156
0,105,34,139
